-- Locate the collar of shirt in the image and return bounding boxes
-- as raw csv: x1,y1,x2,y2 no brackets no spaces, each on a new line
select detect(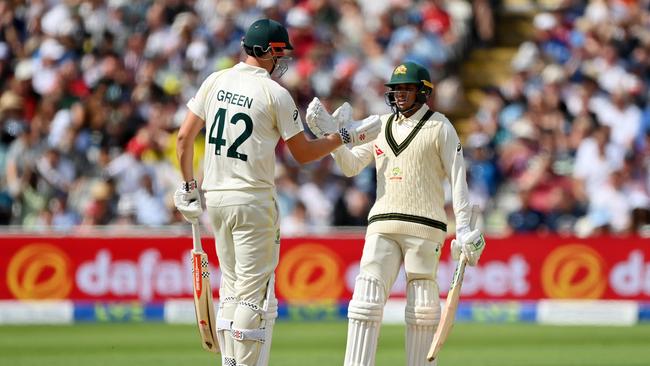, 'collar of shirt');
396,104,430,126
234,62,270,78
